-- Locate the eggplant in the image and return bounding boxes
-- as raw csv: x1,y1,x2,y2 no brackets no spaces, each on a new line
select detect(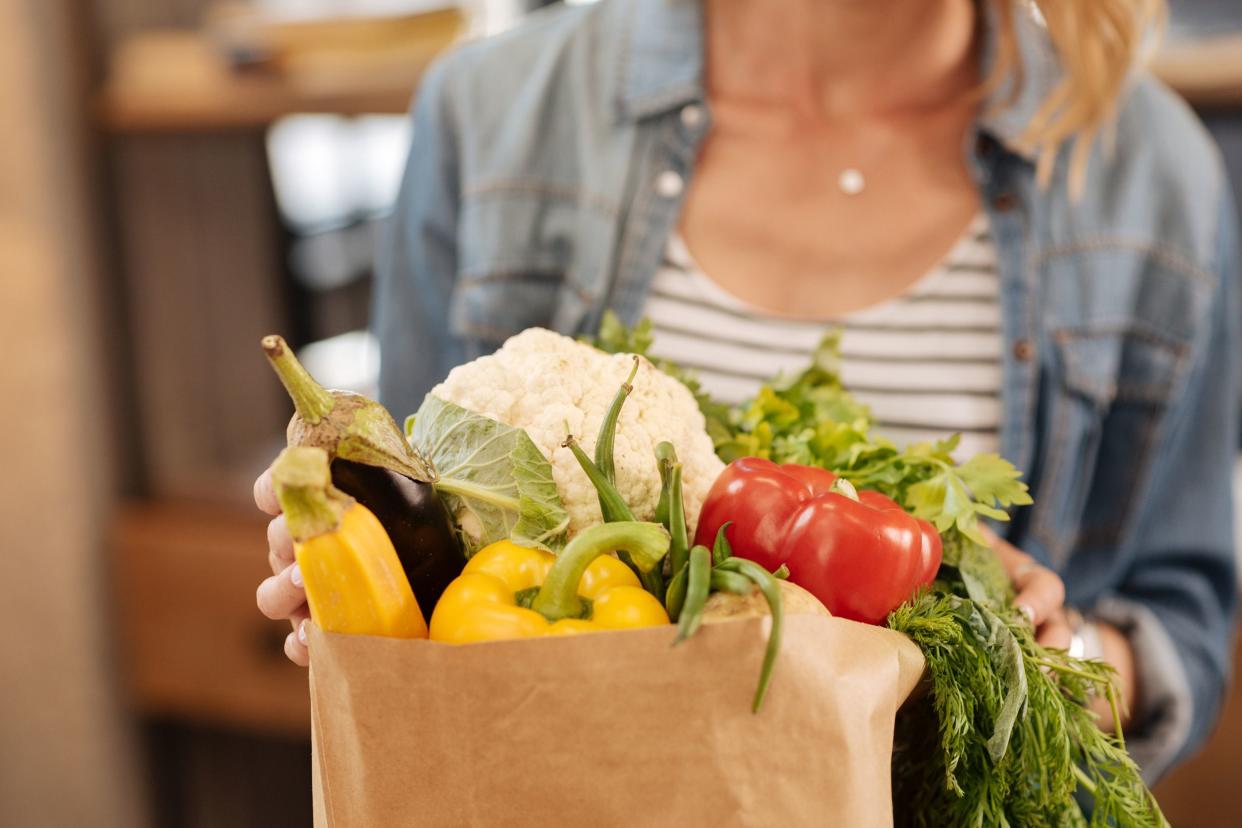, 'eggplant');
262,335,464,611
329,459,463,613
